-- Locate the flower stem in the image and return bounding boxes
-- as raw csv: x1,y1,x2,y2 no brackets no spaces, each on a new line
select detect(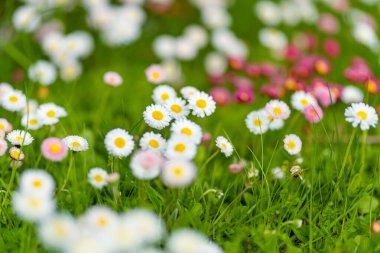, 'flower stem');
58,153,75,193
337,129,356,182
